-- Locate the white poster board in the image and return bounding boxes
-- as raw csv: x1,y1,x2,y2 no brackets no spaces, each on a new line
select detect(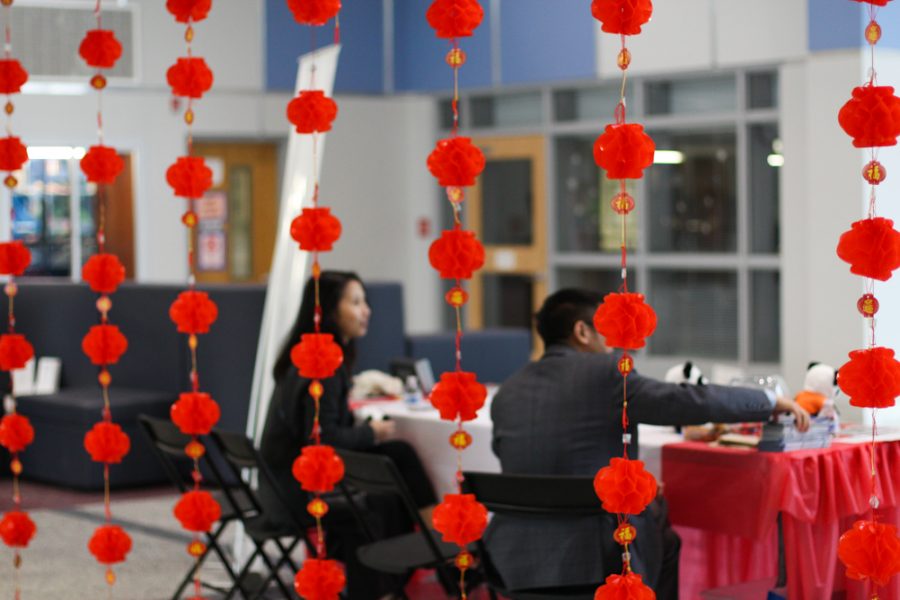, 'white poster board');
245,44,342,444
